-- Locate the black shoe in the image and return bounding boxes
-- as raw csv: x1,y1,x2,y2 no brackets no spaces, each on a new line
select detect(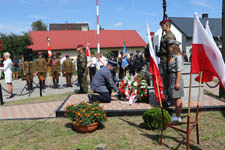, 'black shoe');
88,94,95,104
6,94,14,99
162,101,169,108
